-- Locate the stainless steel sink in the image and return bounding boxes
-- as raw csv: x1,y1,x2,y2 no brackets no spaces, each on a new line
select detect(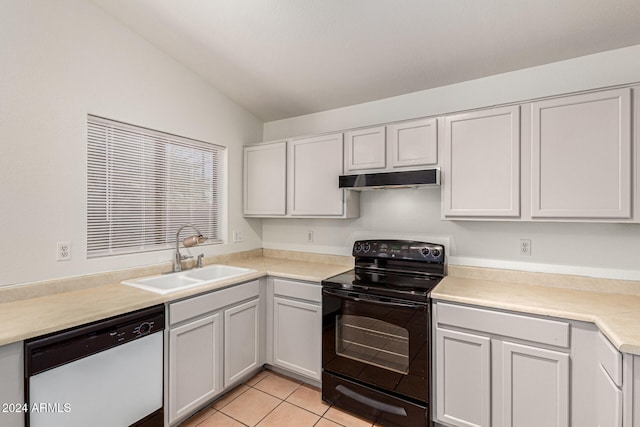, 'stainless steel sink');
121,264,256,294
